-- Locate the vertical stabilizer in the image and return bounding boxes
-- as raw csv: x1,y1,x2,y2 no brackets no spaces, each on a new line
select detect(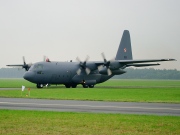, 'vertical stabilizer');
115,30,133,60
